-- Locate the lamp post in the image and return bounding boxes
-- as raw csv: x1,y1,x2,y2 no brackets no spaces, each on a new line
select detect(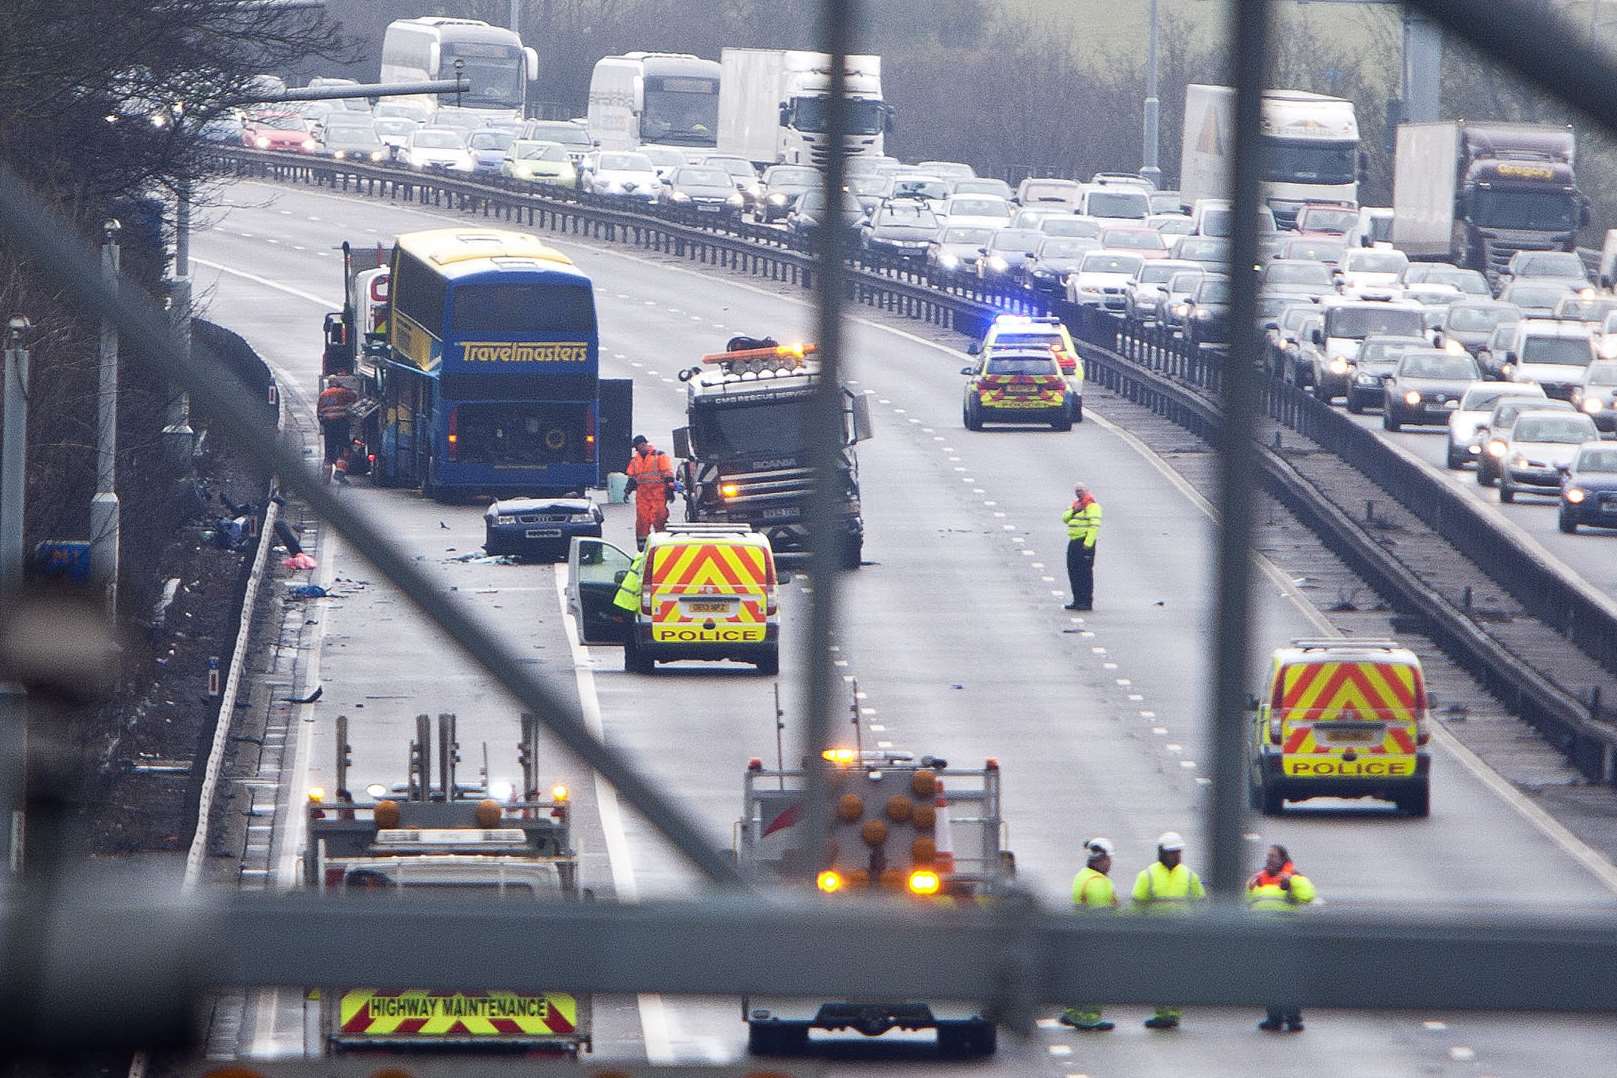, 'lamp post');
92,221,121,616
1142,0,1163,187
